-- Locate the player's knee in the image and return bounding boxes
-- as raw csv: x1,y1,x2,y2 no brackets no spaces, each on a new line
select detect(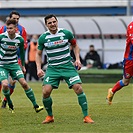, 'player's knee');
42,85,52,98
2,82,9,89
123,80,130,86
124,82,129,86
21,81,28,89
72,84,83,94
